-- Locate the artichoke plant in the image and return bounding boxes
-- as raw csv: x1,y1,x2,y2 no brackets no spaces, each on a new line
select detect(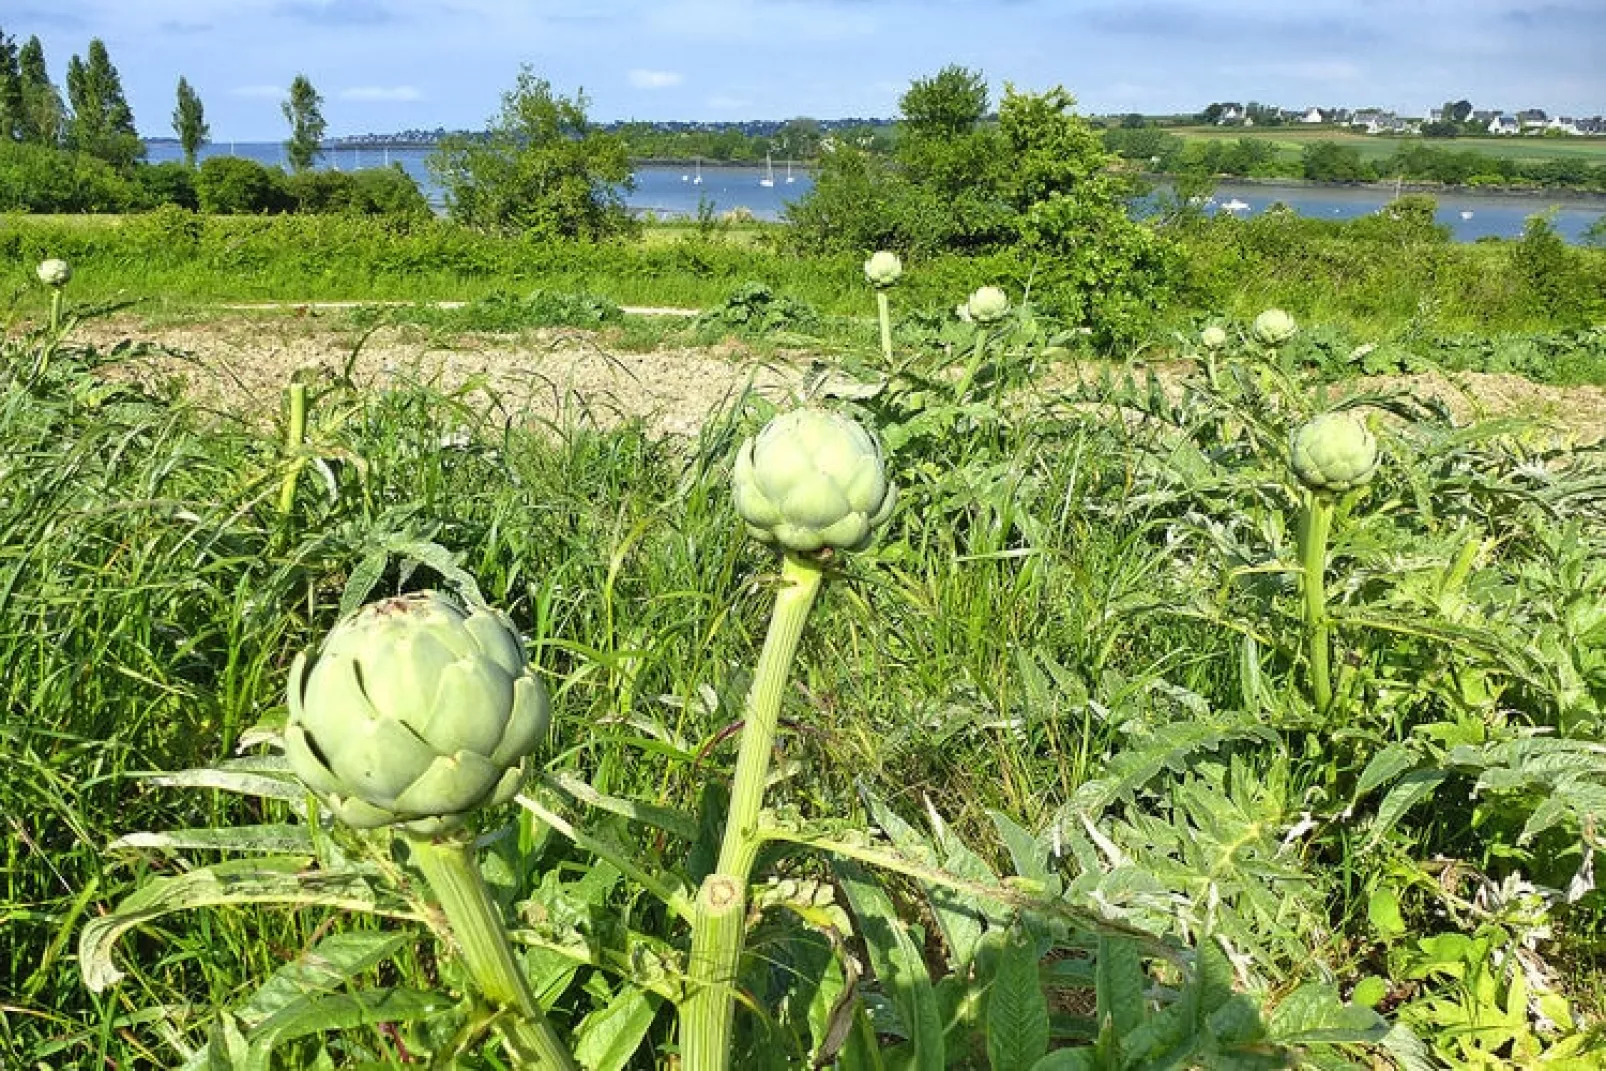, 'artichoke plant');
1291,412,1379,493
1201,325,1228,350
37,259,71,288
1252,308,1298,346
863,250,902,288
732,408,897,554
967,286,1011,324
284,591,550,834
